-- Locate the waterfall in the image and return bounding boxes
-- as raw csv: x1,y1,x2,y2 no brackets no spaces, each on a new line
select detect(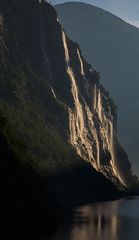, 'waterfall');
97,89,103,121
62,30,98,167
77,49,84,76
62,30,129,187
50,87,56,98
93,85,97,110
62,31,84,146
62,31,70,63
96,133,100,168
109,119,126,186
